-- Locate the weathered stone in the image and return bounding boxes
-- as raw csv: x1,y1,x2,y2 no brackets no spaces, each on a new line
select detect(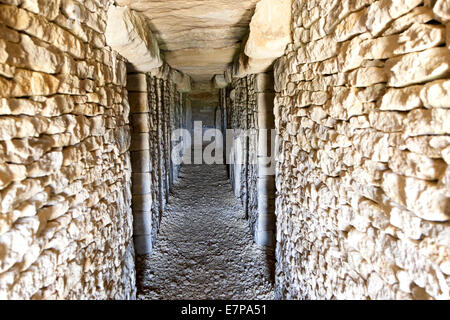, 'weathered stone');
420,79,450,109
405,108,450,136
175,72,191,93
365,0,423,36
382,7,435,36
334,8,368,42
389,149,447,180
348,67,387,87
245,0,292,60
105,6,162,72
382,172,449,221
128,92,149,113
213,74,228,89
130,133,150,151
380,86,422,111
361,23,445,60
297,35,340,64
127,73,147,92
21,0,60,21
434,0,450,21
385,47,450,87
255,73,274,93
